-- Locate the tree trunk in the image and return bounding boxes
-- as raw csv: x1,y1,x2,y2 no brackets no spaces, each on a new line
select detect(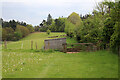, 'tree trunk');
108,7,110,13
